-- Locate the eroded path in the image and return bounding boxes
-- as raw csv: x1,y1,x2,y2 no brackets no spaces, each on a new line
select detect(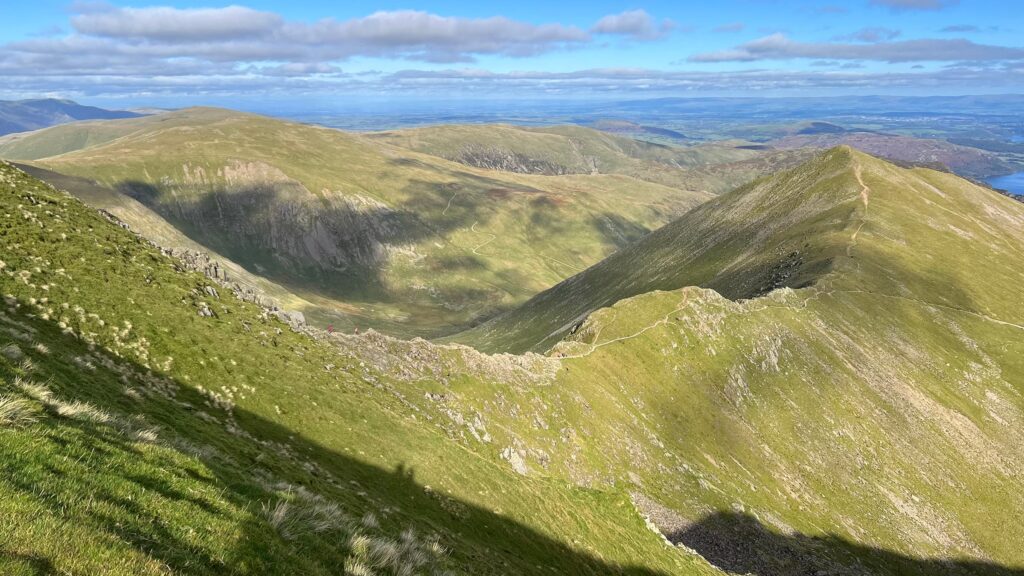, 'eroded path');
470,221,497,255
847,164,870,258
